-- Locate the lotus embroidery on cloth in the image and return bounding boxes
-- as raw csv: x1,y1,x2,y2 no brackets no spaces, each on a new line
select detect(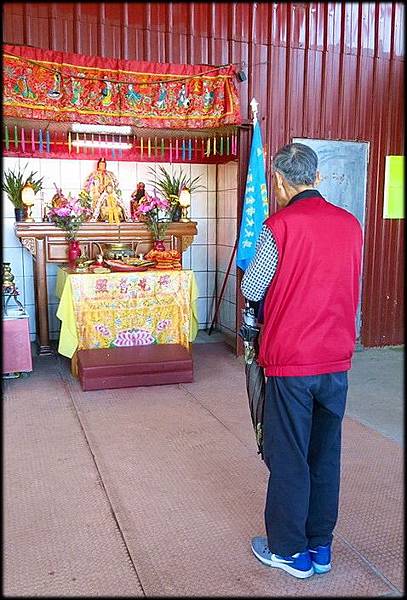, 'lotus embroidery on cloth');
112,328,156,347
